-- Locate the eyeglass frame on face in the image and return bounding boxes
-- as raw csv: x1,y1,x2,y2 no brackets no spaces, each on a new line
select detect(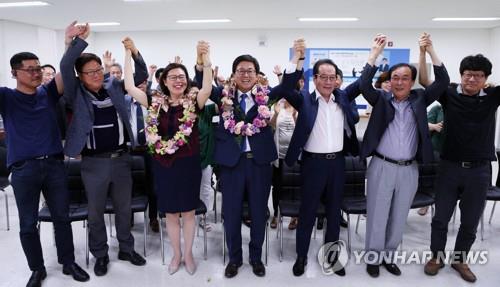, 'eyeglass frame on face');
315,74,337,82
16,66,43,75
166,74,187,81
235,69,257,76
462,71,486,80
390,76,412,83
80,67,104,77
